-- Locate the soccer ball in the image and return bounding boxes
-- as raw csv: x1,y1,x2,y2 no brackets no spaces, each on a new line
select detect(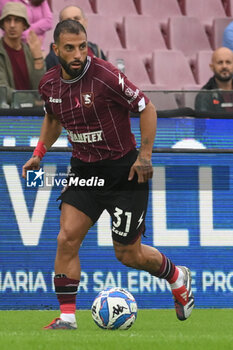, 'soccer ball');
91,287,137,330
